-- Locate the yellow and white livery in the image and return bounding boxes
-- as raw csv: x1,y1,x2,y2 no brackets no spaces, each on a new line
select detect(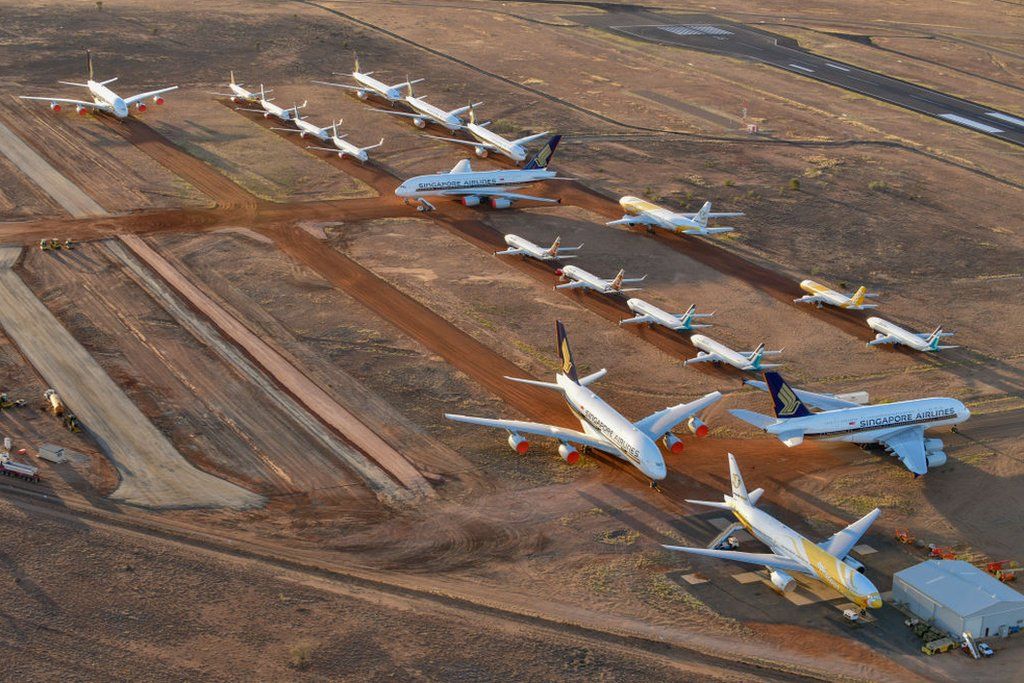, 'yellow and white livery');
608,196,742,236
794,280,878,310
664,453,883,610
